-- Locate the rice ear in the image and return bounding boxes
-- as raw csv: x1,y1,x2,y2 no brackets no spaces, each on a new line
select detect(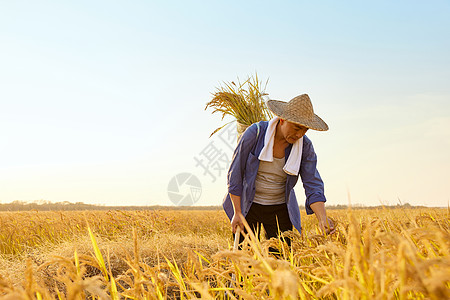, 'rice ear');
205,73,271,136
209,121,234,138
